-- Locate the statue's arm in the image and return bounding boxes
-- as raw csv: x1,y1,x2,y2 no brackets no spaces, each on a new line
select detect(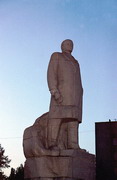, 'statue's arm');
47,52,62,103
47,52,58,92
